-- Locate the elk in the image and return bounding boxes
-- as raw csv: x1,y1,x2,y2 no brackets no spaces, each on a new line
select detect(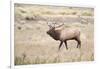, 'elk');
46,22,81,50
